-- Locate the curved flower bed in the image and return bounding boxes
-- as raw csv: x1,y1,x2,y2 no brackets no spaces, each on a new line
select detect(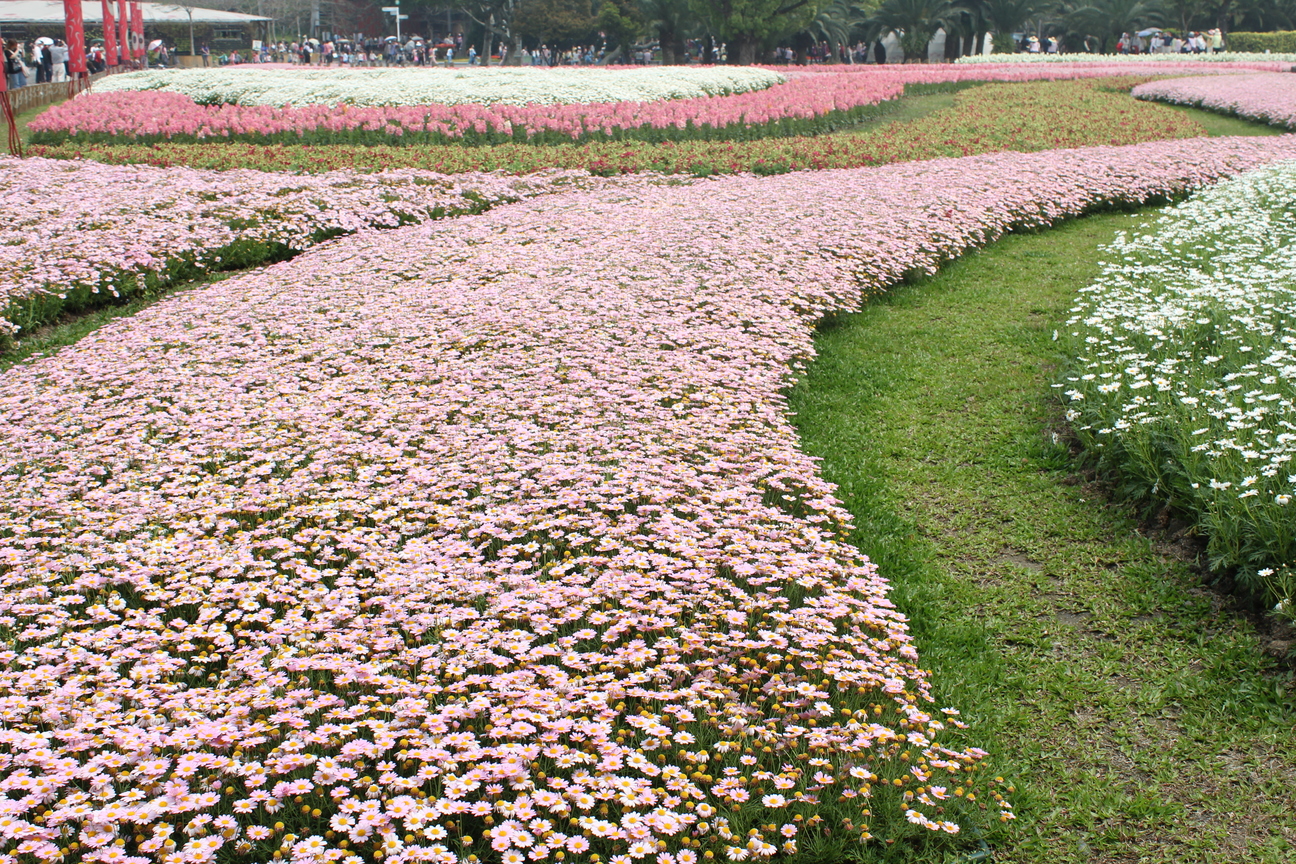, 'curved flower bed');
94,66,787,107
29,62,1273,148
956,52,1296,66
0,156,582,346
4,136,1296,864
1132,72,1296,129
1062,159,1296,604
28,77,1207,176
29,73,906,147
